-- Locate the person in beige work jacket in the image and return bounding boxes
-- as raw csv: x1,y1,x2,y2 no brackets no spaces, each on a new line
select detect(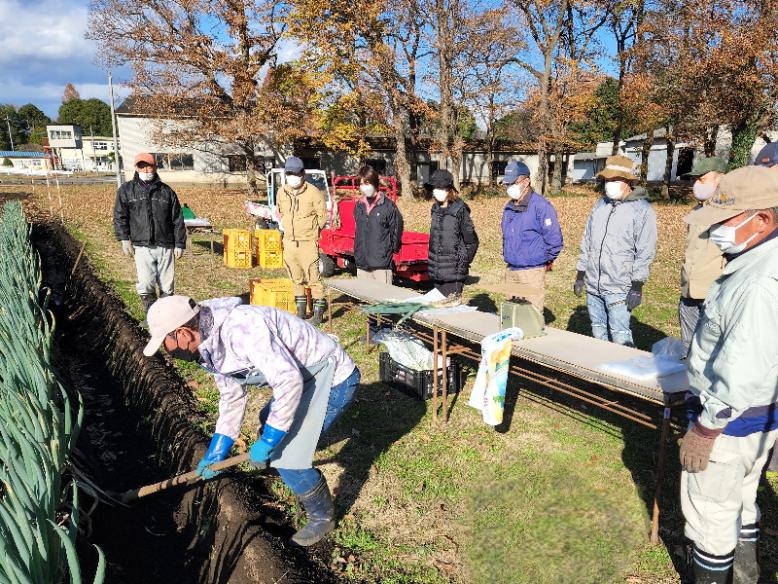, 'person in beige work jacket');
679,157,727,352
277,156,328,324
